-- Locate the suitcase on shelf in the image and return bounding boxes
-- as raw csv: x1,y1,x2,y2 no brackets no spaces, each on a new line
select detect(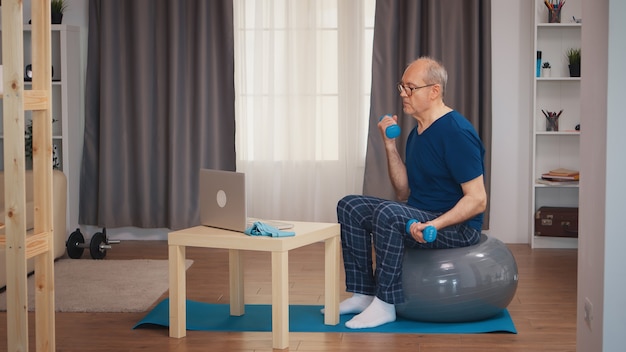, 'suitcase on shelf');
534,206,579,238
